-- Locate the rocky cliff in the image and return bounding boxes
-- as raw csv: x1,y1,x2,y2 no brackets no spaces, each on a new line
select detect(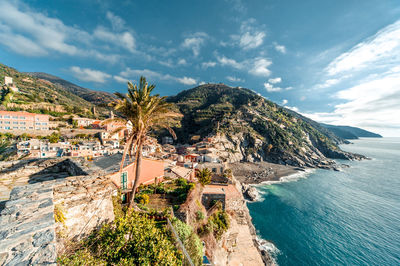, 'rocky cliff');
168,84,365,169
